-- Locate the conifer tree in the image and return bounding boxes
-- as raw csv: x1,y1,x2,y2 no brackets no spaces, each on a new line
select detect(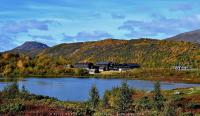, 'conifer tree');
103,90,109,108
116,81,133,113
153,81,164,111
88,84,100,109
